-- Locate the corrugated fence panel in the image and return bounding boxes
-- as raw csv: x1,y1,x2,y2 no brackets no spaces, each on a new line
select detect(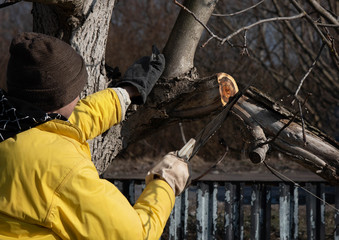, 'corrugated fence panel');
107,179,337,240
